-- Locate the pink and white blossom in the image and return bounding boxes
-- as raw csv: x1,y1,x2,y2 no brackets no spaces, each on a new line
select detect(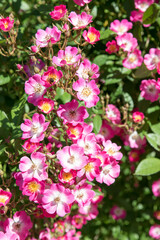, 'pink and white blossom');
5,211,33,240
103,140,123,161
77,157,101,181
21,113,49,142
42,184,74,217
25,74,46,106
140,79,160,102
19,152,48,181
76,59,100,80
77,133,100,156
144,48,160,72
68,12,92,29
116,33,138,52
35,27,61,48
149,225,160,239
22,178,44,202
135,0,154,12
110,19,133,35
122,49,143,69
52,46,81,66
56,144,88,171
57,99,89,125
73,78,100,108
73,183,95,206
105,104,121,124
96,159,120,185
